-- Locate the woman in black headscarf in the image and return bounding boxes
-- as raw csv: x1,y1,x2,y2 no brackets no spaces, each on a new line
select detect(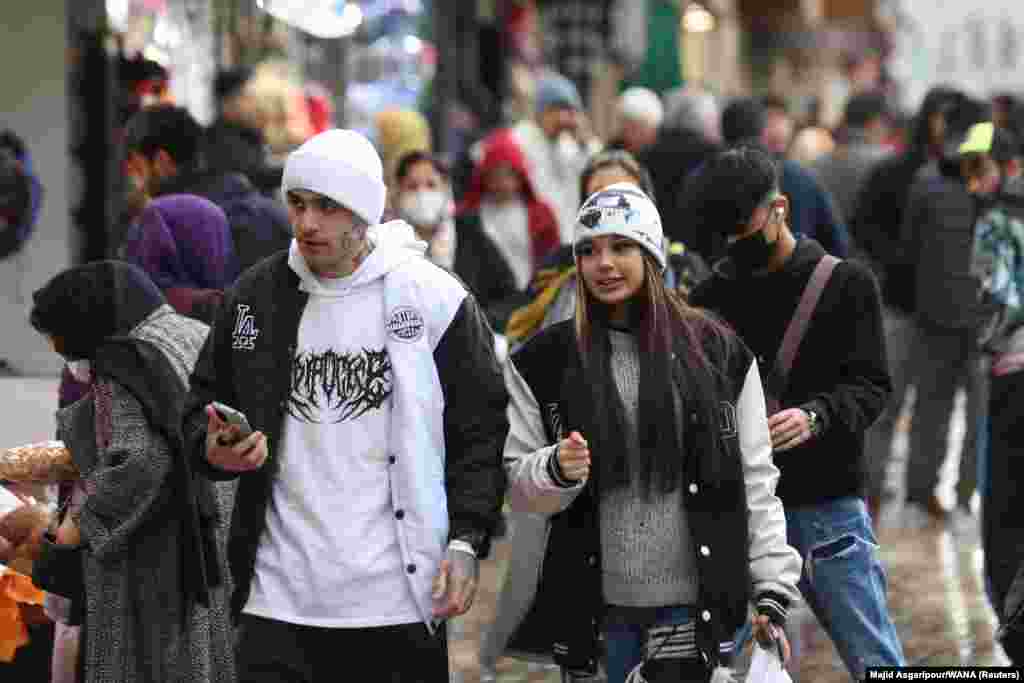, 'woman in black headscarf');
28,260,235,683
